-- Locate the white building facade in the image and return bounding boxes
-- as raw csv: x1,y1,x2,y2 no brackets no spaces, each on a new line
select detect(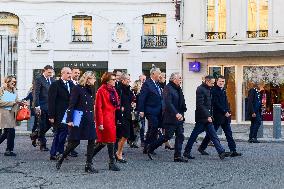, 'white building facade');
0,0,181,98
179,0,284,124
